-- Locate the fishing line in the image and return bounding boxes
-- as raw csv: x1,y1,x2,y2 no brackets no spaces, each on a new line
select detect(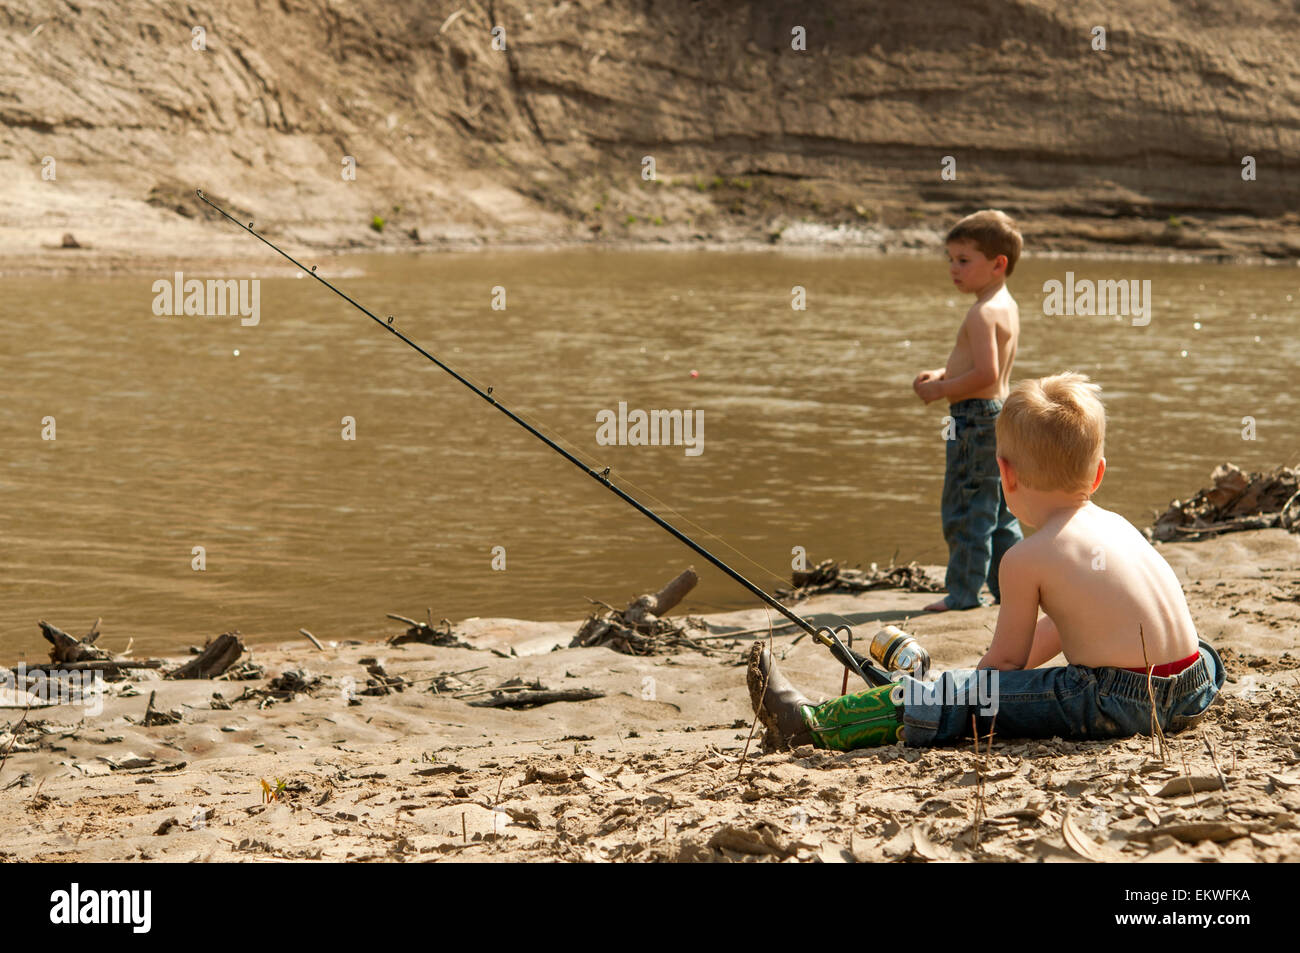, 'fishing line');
195,189,890,687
